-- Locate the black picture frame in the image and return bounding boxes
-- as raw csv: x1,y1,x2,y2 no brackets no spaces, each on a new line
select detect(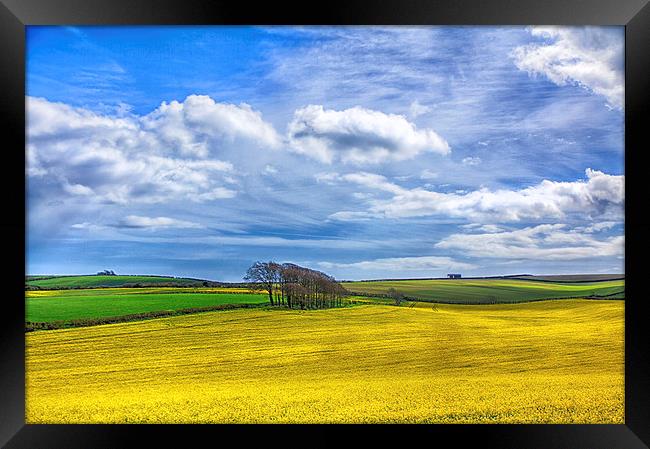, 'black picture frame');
2,0,648,447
